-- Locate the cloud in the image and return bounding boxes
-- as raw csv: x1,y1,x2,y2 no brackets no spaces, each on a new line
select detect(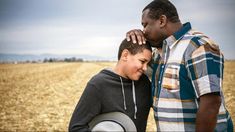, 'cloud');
0,0,234,59
0,21,125,58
